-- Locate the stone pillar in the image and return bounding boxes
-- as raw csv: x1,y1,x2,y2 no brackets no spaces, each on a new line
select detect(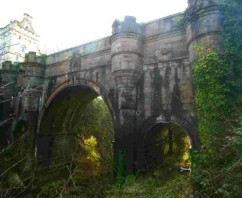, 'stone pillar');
22,88,41,131
21,52,46,132
110,16,144,175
